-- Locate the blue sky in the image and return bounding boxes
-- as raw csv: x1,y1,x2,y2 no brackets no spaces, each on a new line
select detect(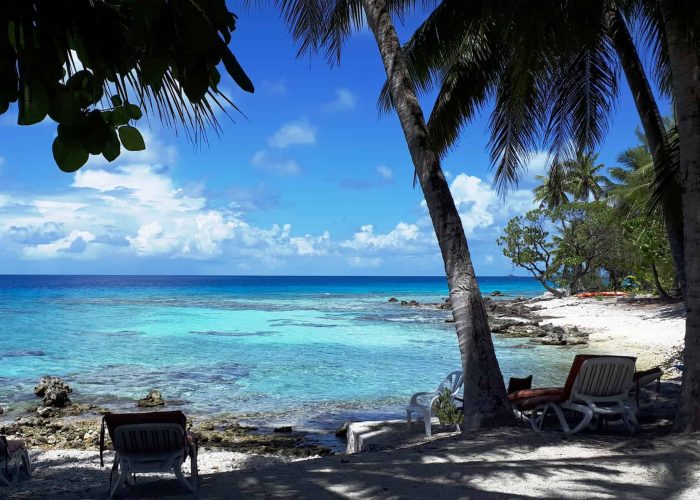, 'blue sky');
0,3,671,276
